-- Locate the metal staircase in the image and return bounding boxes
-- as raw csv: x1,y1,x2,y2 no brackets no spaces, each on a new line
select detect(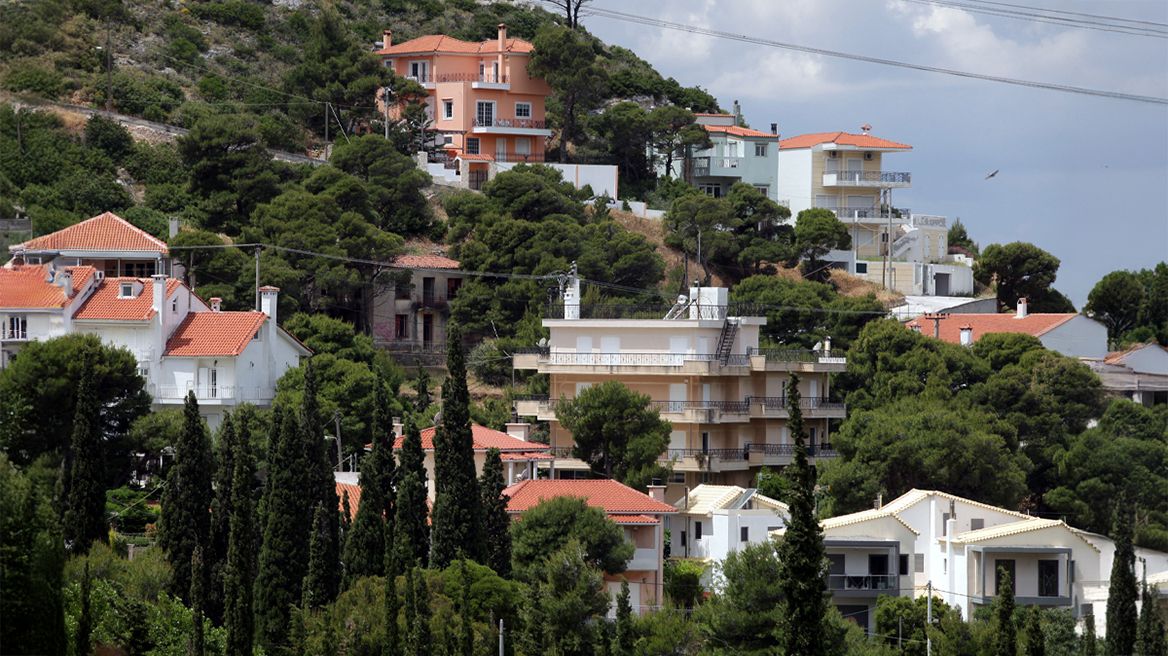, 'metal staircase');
716,319,738,365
